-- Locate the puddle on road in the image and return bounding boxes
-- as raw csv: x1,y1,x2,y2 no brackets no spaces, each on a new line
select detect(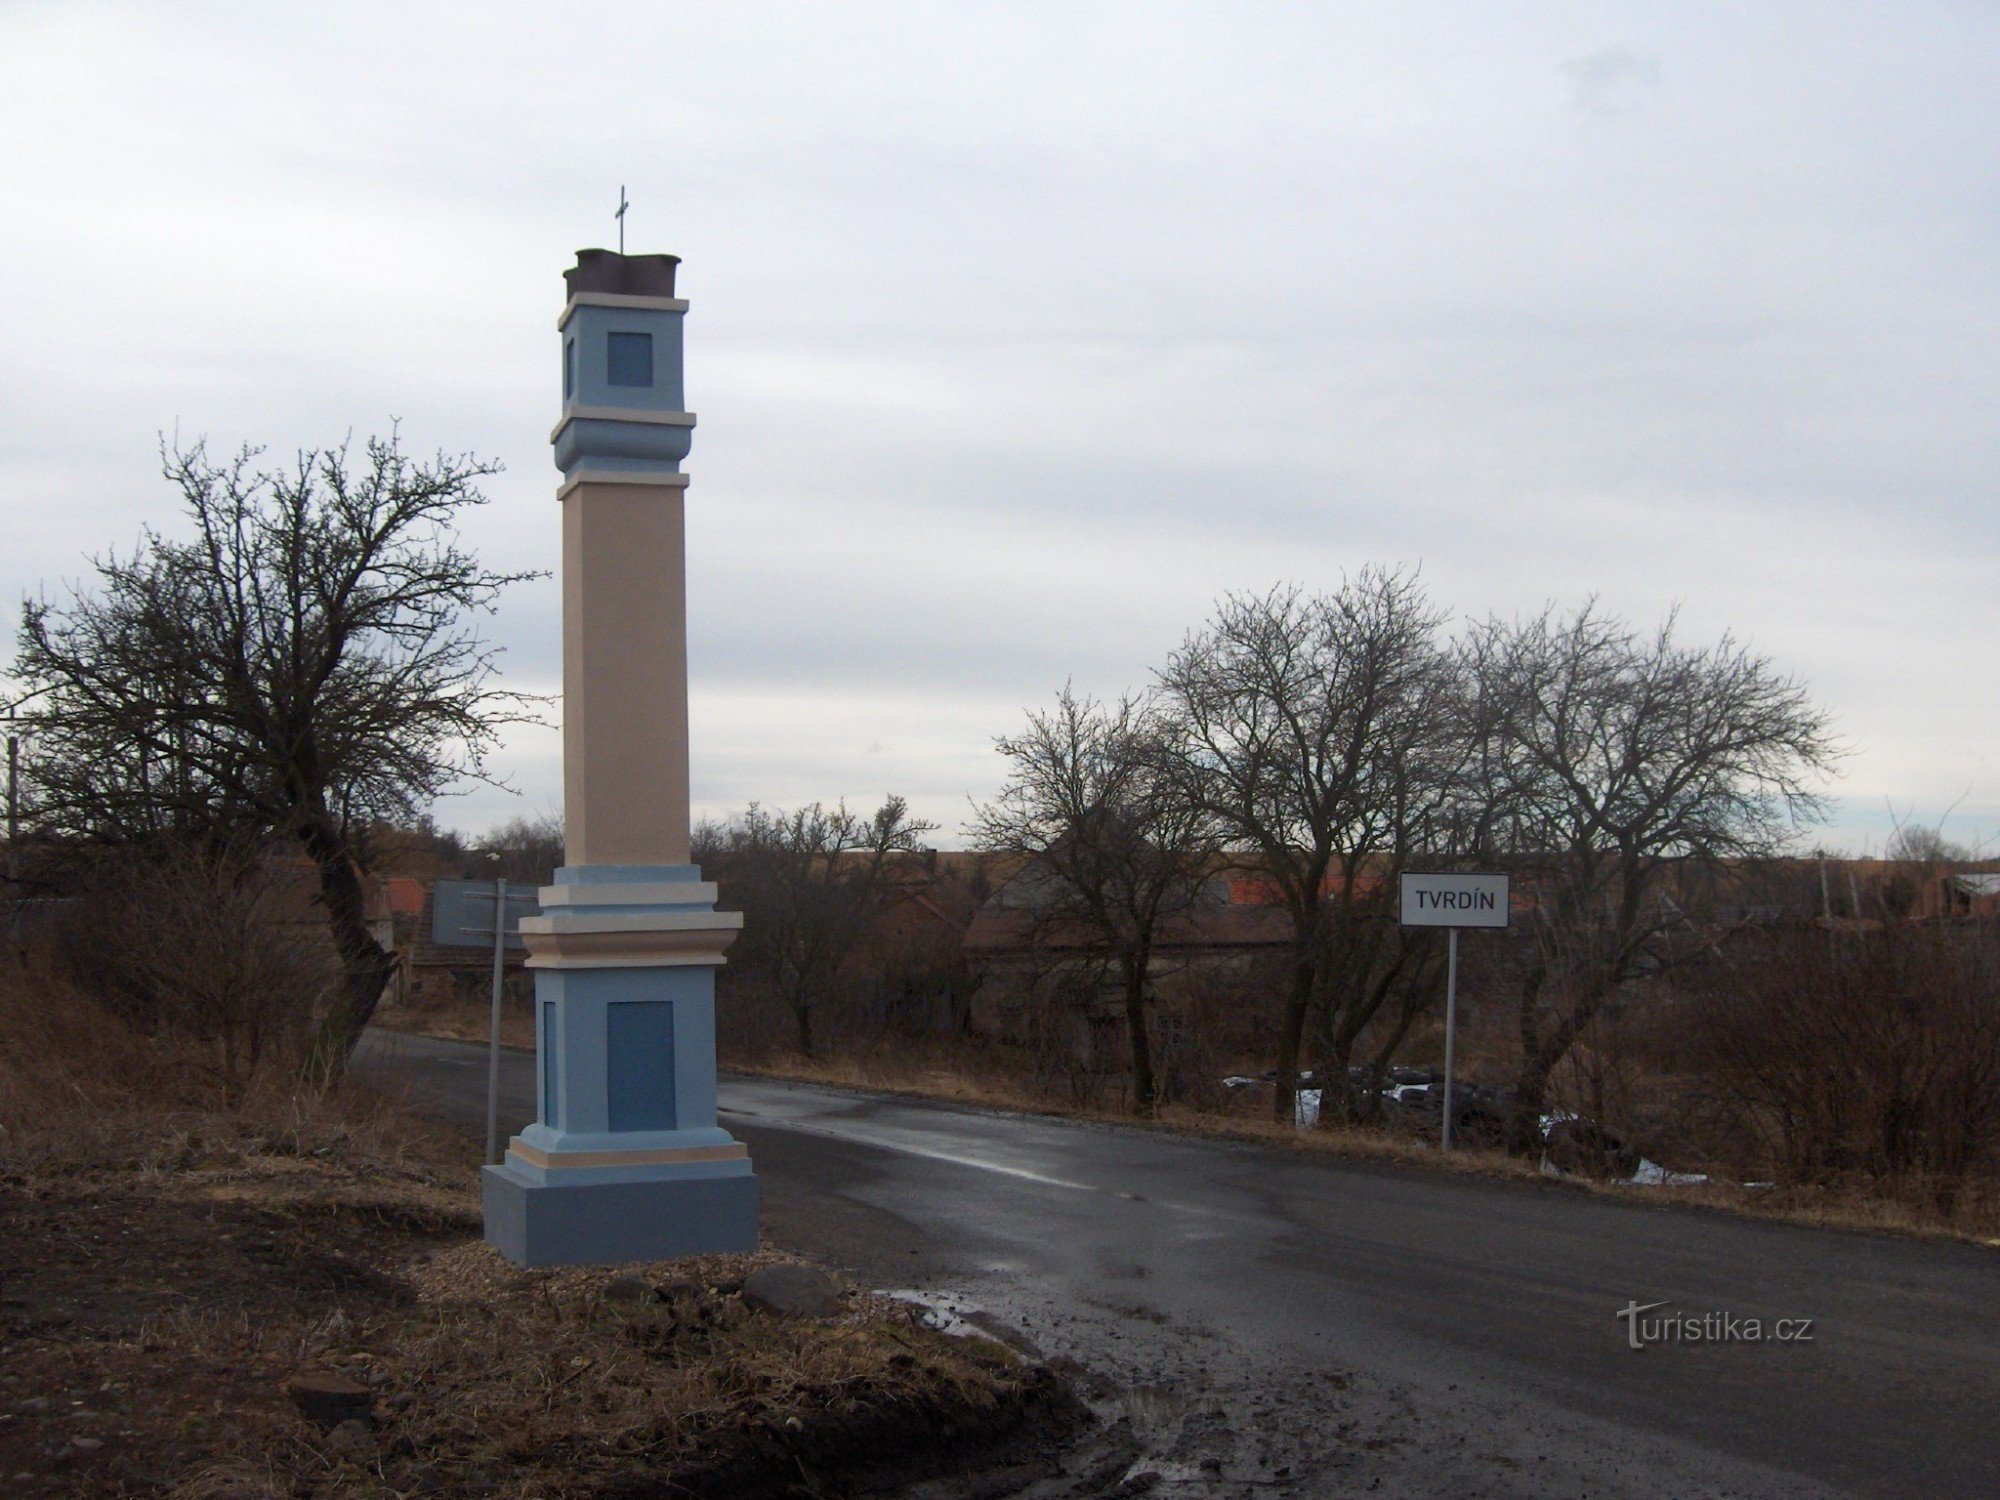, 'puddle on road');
880,1287,984,1339
879,1287,1039,1356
